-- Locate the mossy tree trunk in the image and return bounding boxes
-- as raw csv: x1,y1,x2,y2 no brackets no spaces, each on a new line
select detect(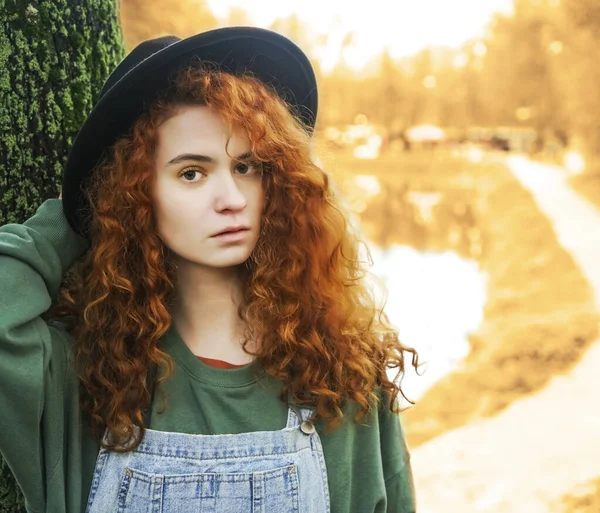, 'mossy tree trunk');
0,1,124,510
0,0,125,225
